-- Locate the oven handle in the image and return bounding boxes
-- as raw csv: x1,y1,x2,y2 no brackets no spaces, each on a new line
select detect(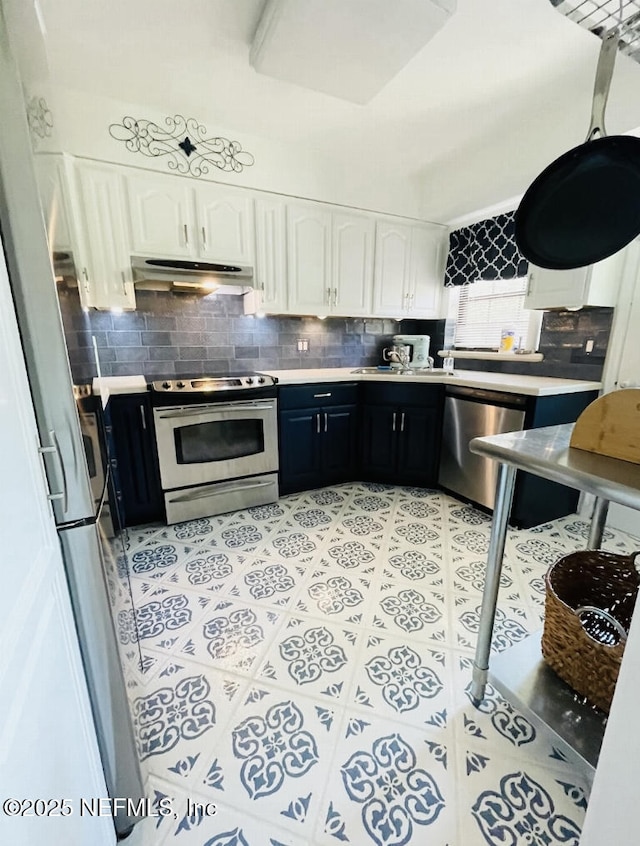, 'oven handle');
167,477,276,503
155,401,275,419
